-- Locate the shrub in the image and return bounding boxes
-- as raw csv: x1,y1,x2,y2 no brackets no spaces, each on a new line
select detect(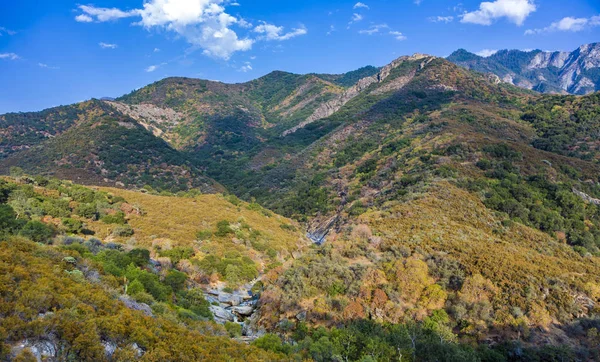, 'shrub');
128,249,150,267
165,270,187,292
225,322,242,338
75,203,98,220
215,220,234,237
196,229,212,240
101,212,126,225
20,221,55,244
62,218,83,234
112,225,134,237
127,279,146,296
